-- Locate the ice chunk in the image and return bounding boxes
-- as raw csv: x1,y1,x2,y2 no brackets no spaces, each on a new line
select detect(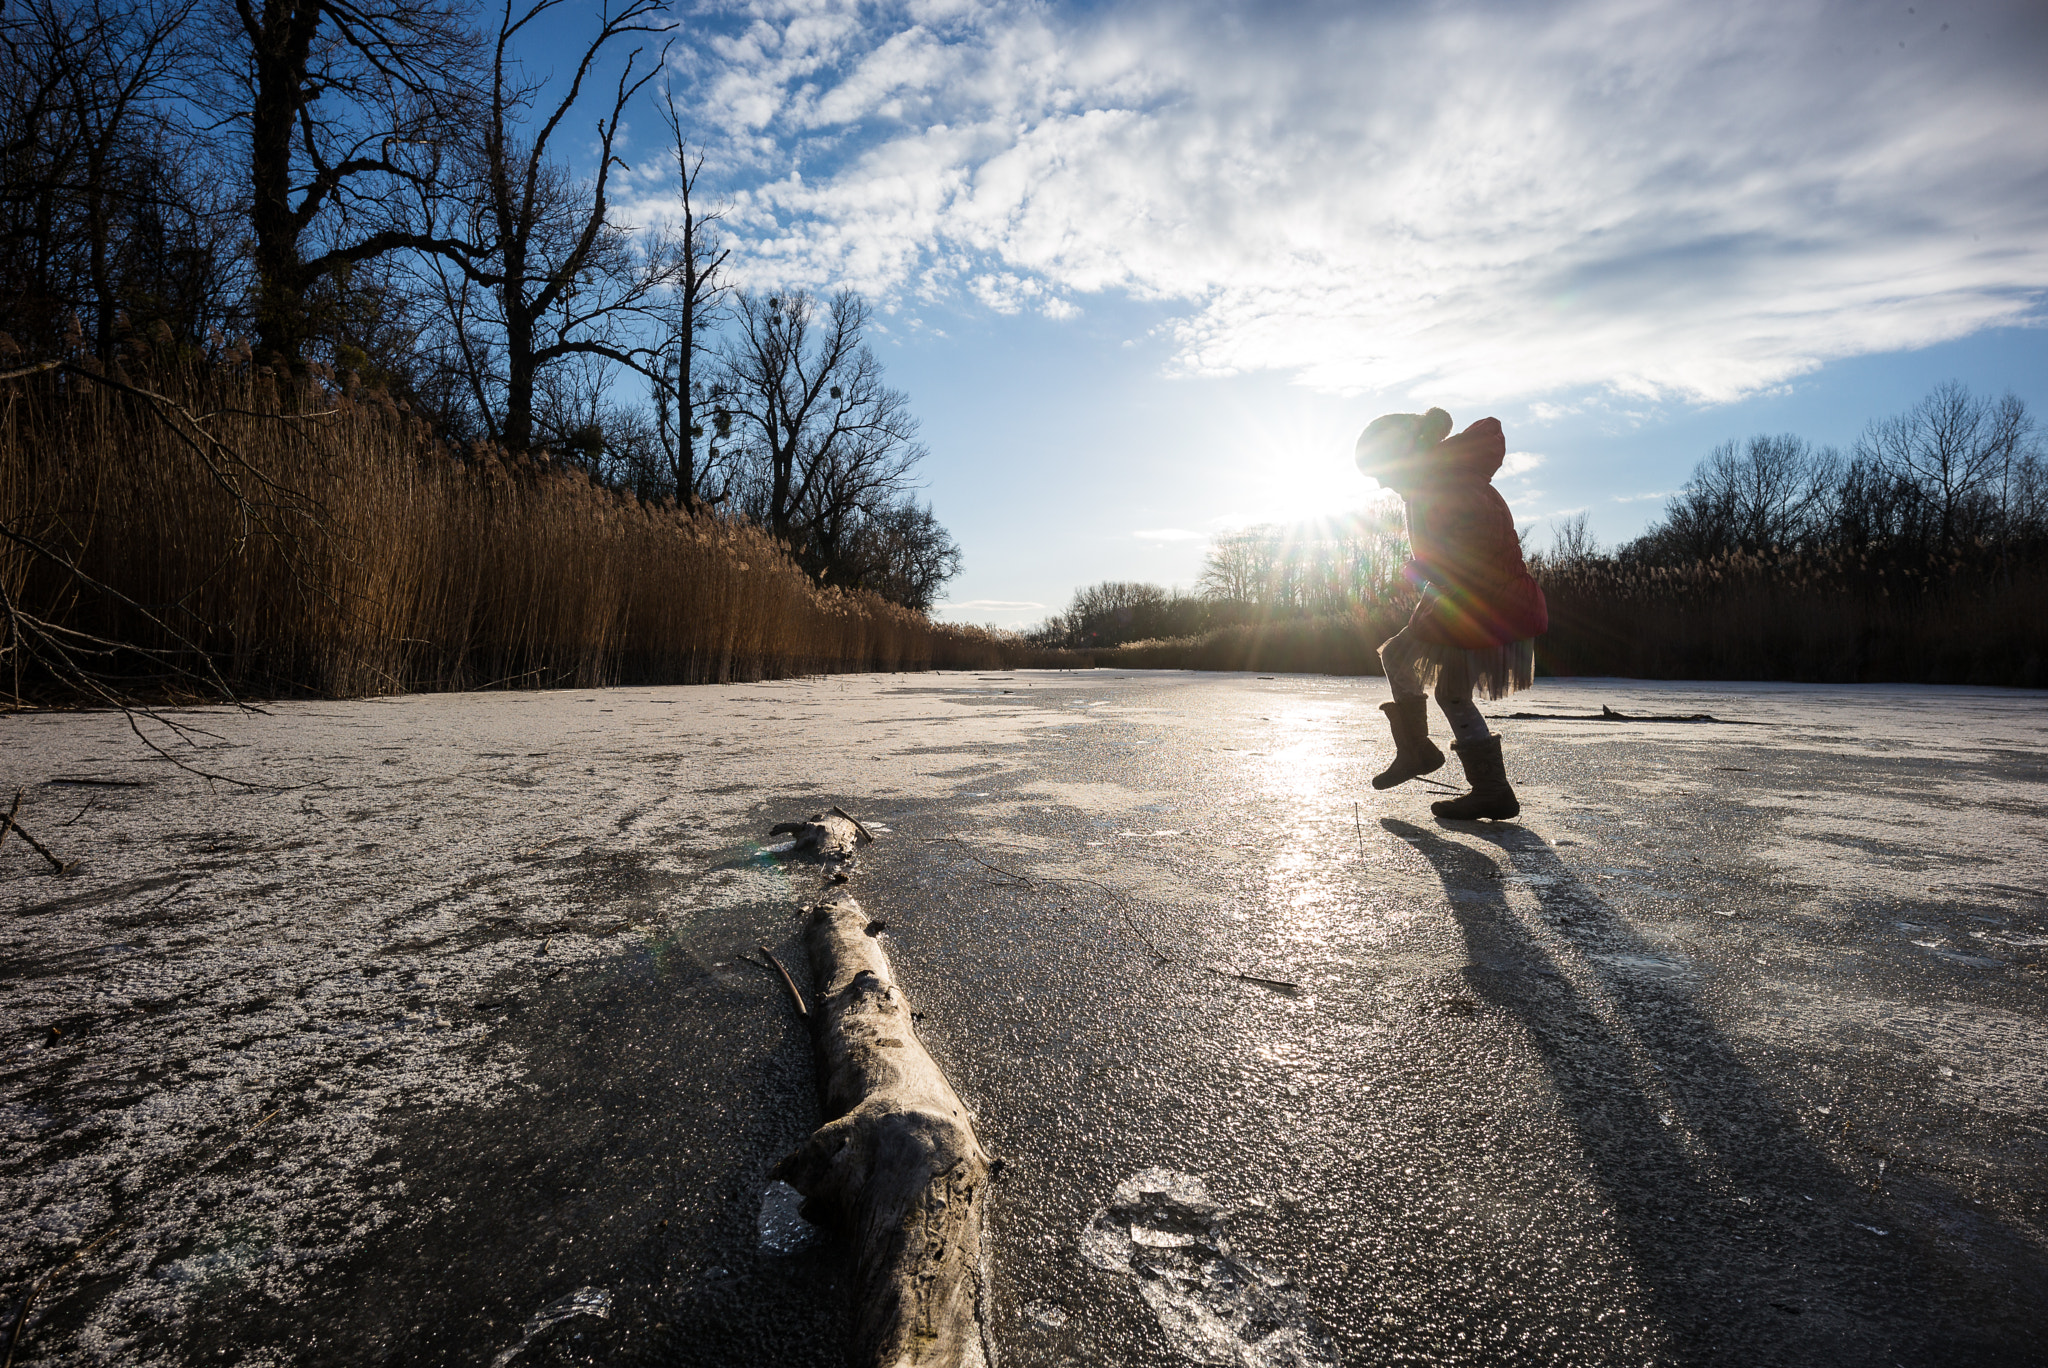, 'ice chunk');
1138,1279,1244,1366
489,1287,611,1367
758,1179,818,1254
1080,1169,1336,1368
